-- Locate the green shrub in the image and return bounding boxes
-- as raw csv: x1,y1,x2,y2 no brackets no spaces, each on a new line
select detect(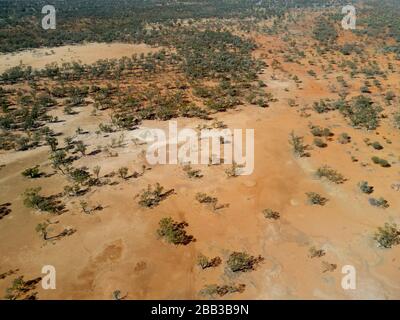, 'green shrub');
374,223,400,248
227,251,264,272
157,217,194,245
